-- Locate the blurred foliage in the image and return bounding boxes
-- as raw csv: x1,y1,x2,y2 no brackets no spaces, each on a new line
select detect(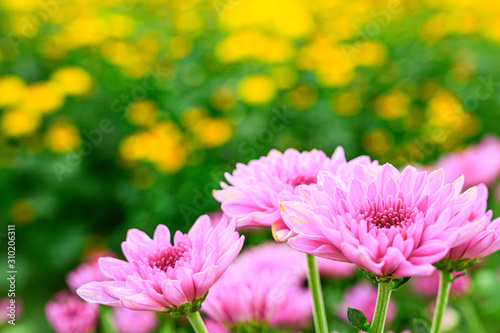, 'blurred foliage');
0,0,500,331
